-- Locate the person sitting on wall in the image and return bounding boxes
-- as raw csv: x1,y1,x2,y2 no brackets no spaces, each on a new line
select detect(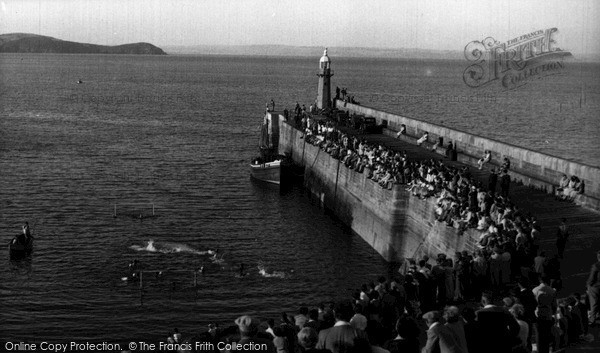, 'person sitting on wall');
431,140,440,153
501,157,511,171
379,170,394,190
563,176,583,202
417,132,429,146
478,150,492,170
555,174,570,200
396,124,407,138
